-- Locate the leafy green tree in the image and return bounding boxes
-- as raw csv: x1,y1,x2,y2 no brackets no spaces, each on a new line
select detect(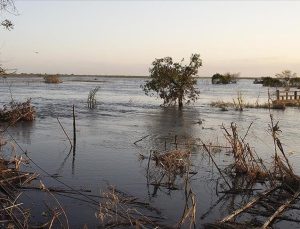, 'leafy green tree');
142,54,202,109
